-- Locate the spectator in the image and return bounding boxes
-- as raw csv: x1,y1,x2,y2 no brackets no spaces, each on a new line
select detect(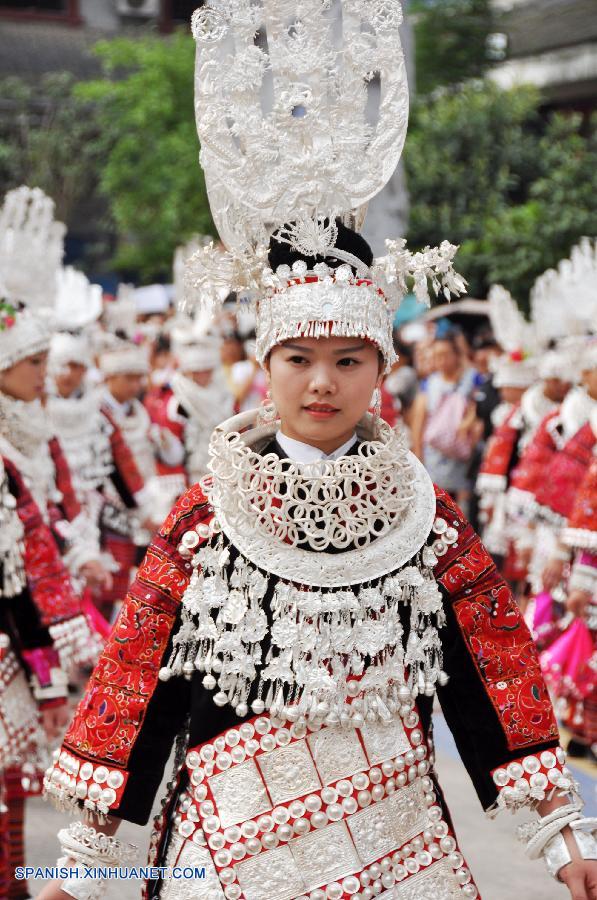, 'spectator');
410,331,478,512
